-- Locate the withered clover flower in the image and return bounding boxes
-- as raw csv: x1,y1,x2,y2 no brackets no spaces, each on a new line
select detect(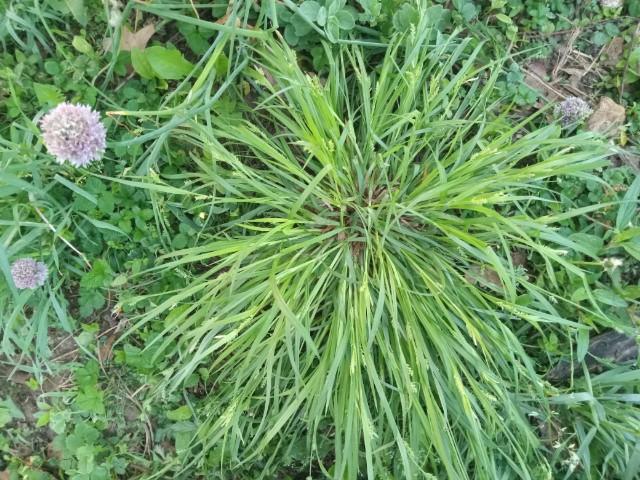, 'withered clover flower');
10,258,49,289
554,97,592,126
40,102,107,167
602,257,624,270
601,0,623,8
